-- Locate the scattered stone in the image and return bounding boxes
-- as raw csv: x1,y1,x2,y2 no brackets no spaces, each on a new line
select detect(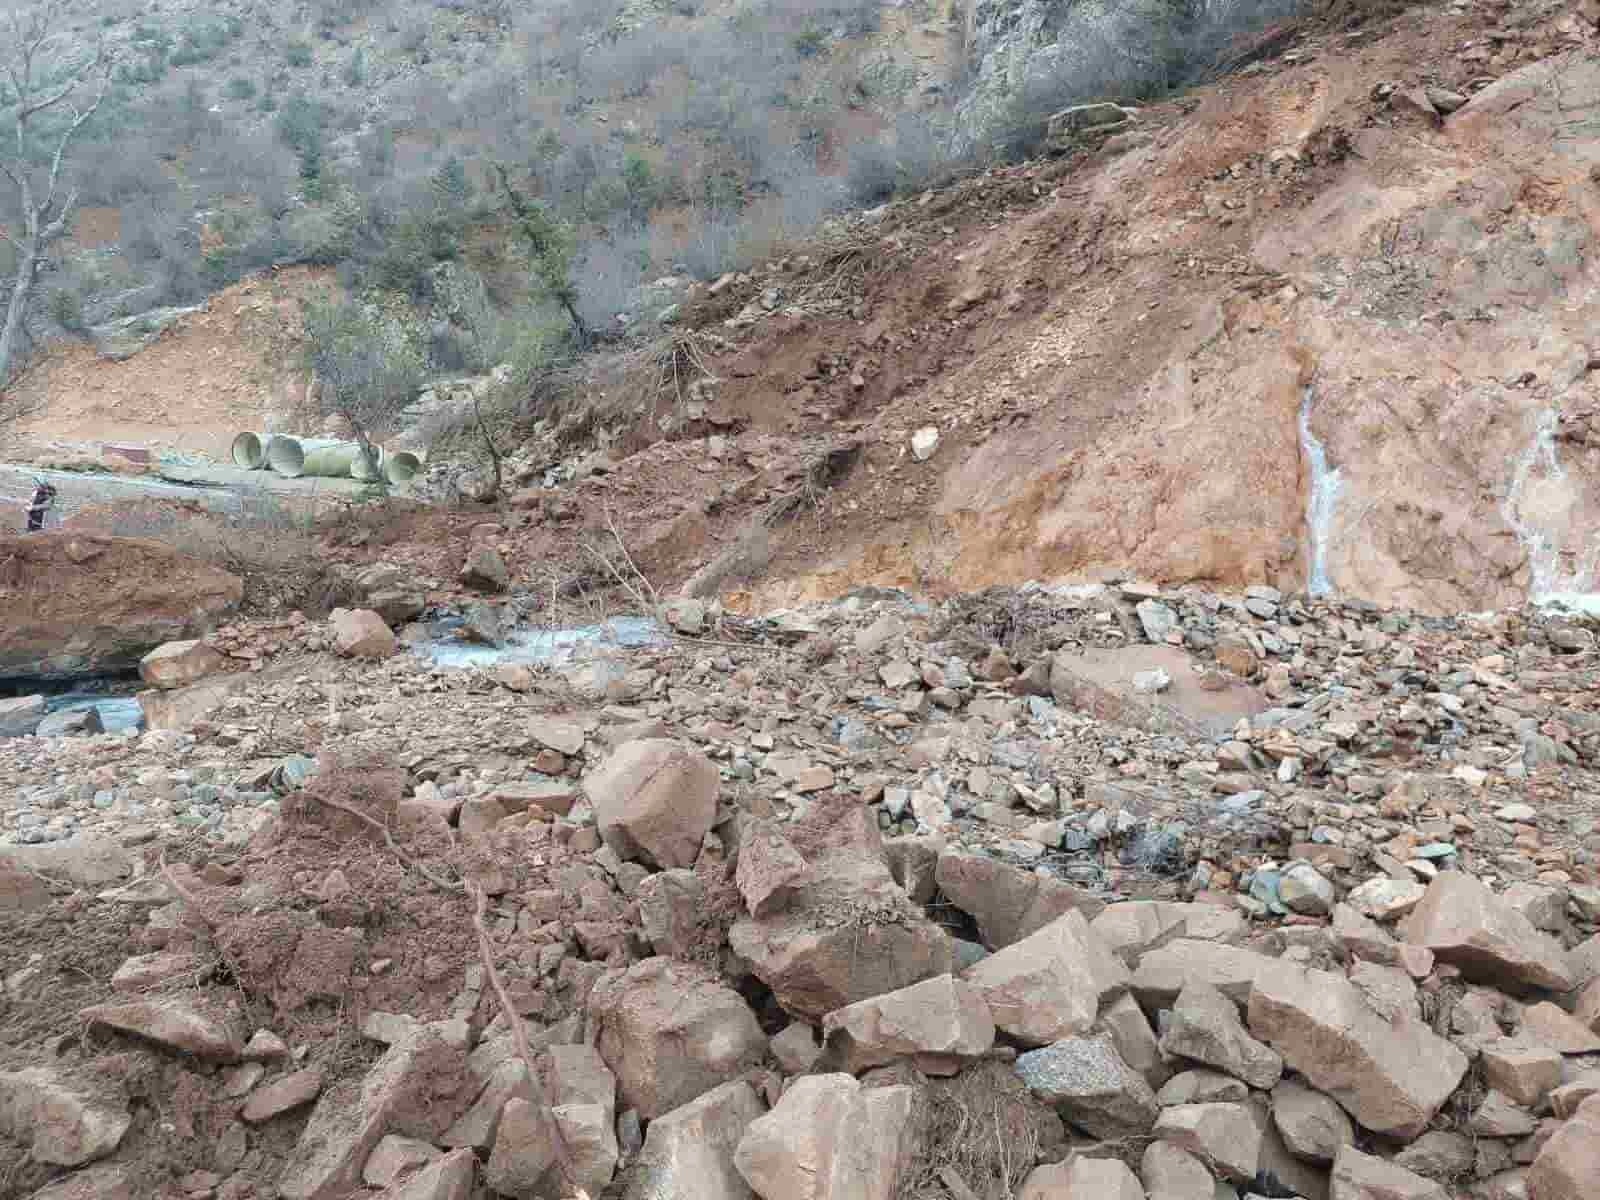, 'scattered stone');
586,739,720,870
0,694,46,737
1330,1144,1449,1200
1023,1156,1146,1200
363,1135,441,1188
242,1068,324,1124
1527,1092,1600,1200
736,819,809,918
460,545,509,592
0,1067,131,1166
1271,1078,1354,1165
637,869,705,959
625,1079,765,1200
1014,1035,1160,1139
380,1148,474,1200
329,608,398,658
1347,877,1427,921
138,640,230,689
1098,991,1168,1090
1160,979,1284,1090
1152,1102,1261,1183
1131,940,1279,1009
1157,1070,1249,1107
1521,1002,1600,1054
911,426,940,461
80,998,244,1060
589,958,766,1120
278,1021,471,1200
1481,1038,1563,1107
1279,862,1336,916
1140,1140,1213,1200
